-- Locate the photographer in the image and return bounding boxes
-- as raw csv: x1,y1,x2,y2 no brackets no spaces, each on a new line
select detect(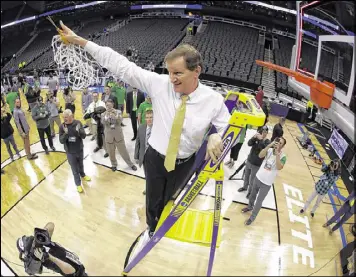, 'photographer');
16,222,87,276
63,87,76,115
242,137,287,225
238,125,270,198
31,96,55,154
300,159,341,217
25,86,40,112
84,92,108,157
102,99,136,172
46,92,61,138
